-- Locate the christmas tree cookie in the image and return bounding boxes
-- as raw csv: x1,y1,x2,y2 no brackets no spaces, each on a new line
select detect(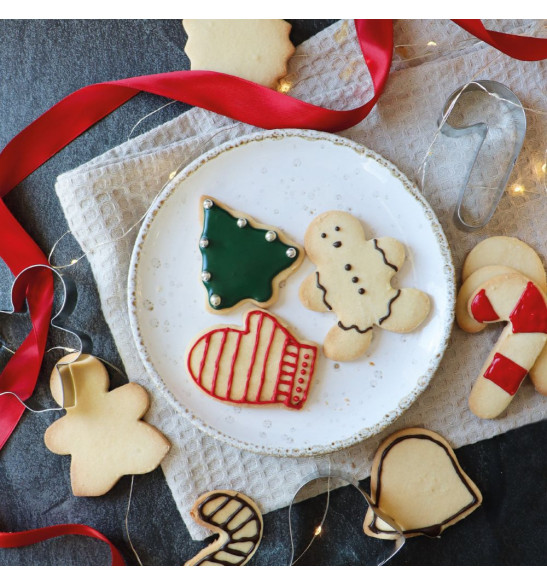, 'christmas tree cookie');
198,196,304,313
